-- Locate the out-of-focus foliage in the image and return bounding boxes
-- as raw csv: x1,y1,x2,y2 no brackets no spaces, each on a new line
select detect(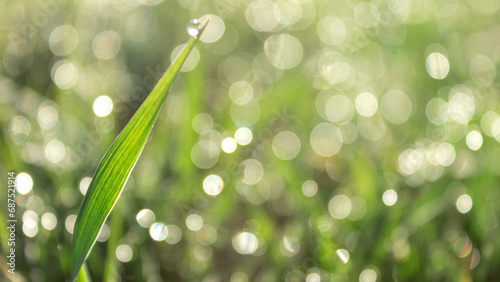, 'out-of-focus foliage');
1,0,500,281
